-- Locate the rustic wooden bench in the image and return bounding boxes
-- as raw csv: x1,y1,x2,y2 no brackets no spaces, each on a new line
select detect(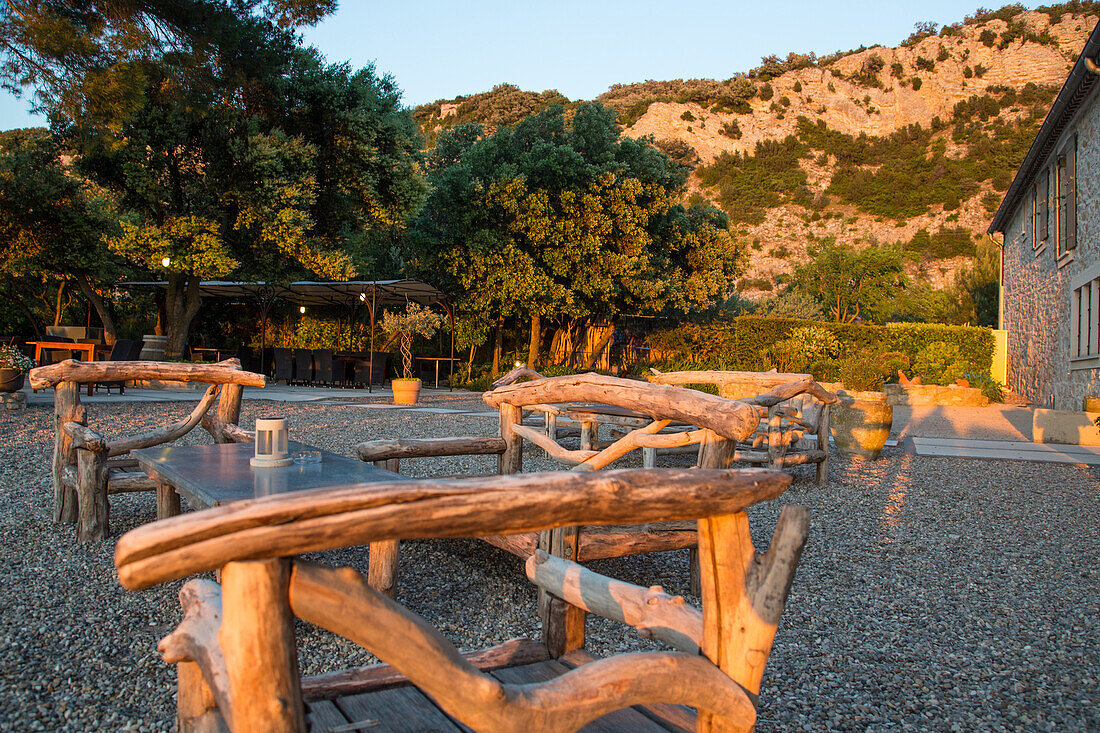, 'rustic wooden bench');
646,369,838,486
27,358,264,542
114,466,806,732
